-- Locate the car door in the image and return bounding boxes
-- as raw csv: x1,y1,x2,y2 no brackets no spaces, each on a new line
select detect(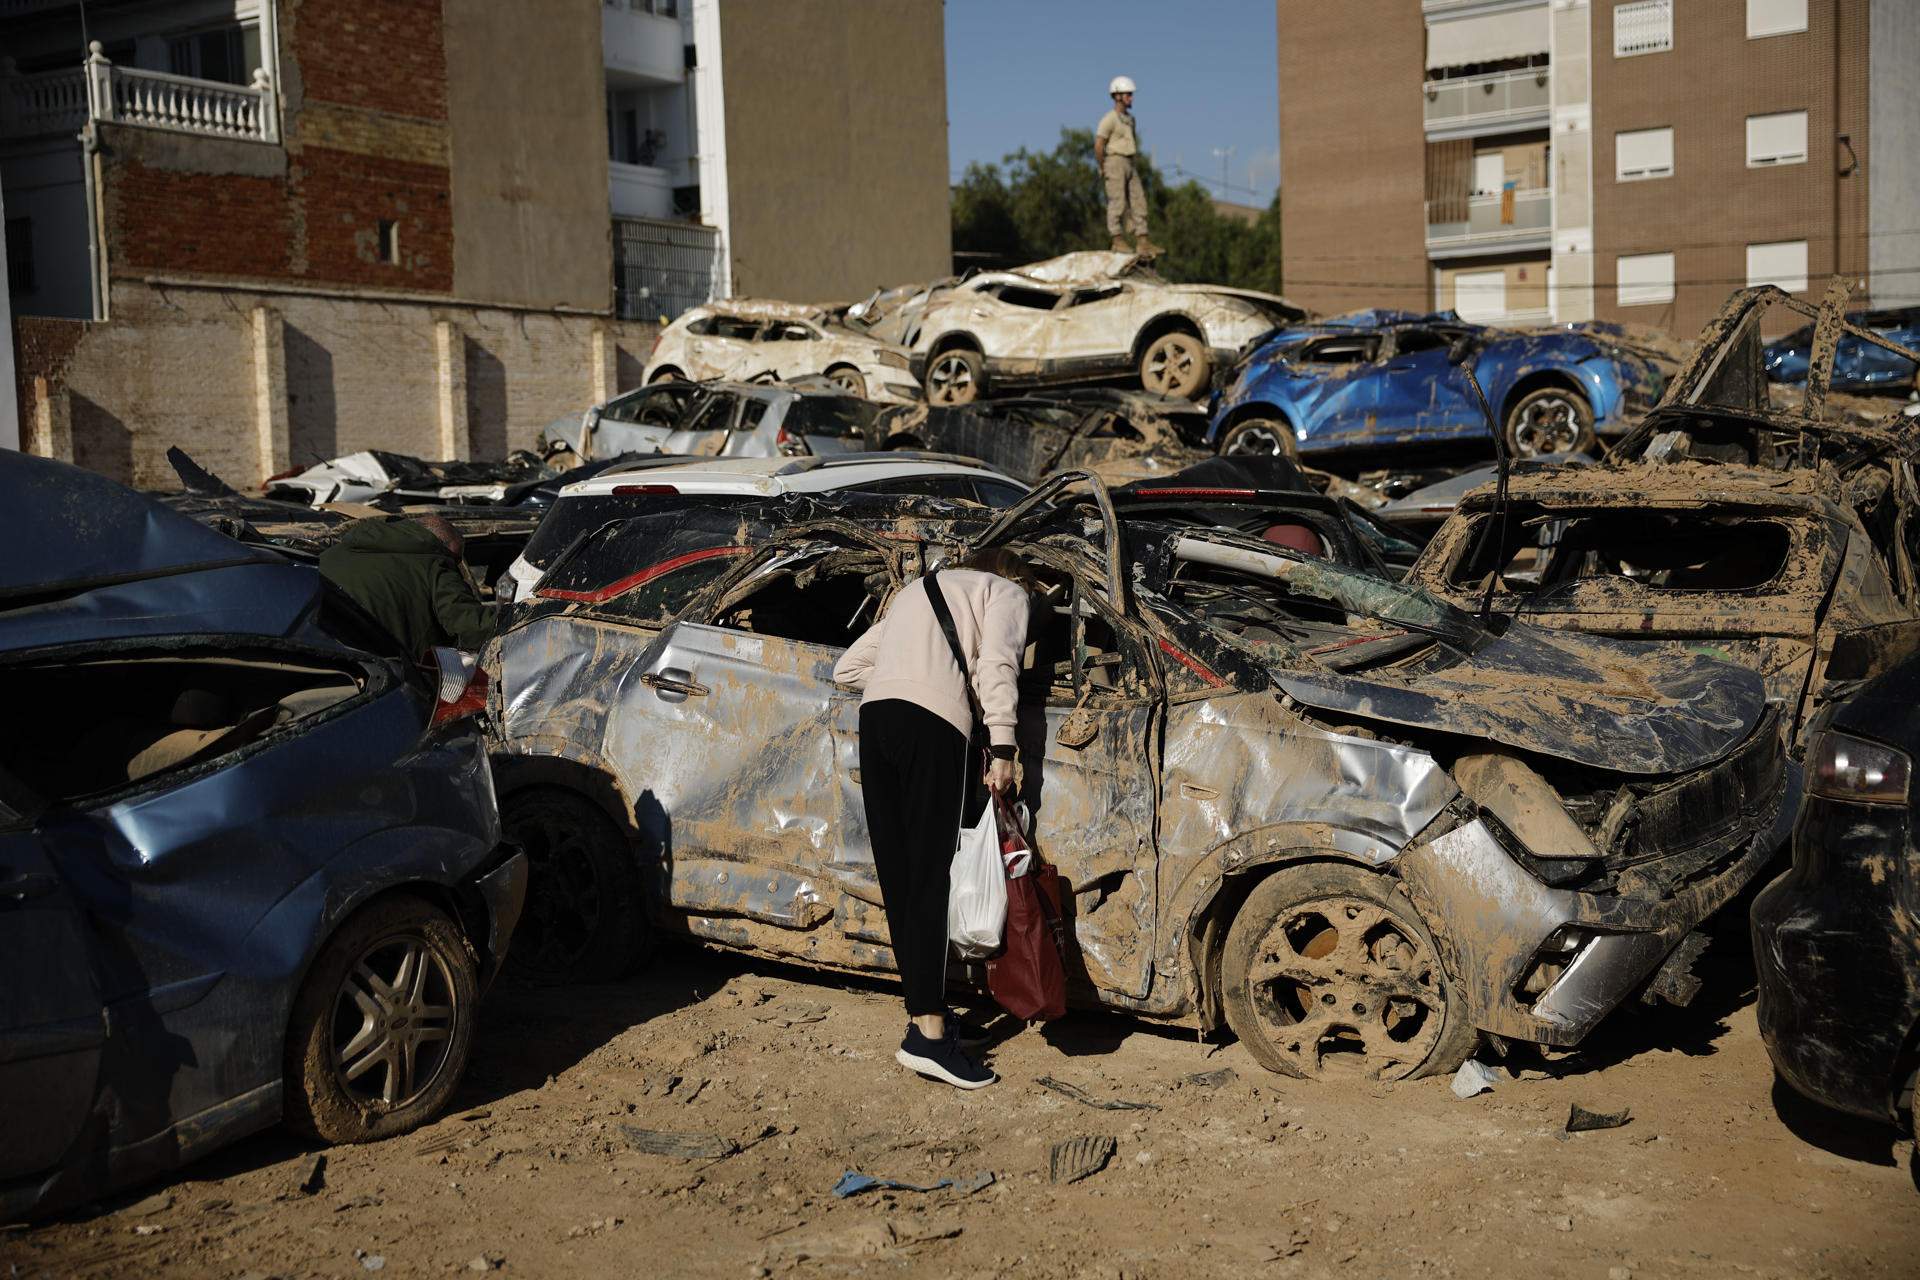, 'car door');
1281,333,1387,442
1370,327,1477,440
964,281,1060,362
591,383,702,456
0,777,106,1190
687,316,765,381
1048,283,1138,370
